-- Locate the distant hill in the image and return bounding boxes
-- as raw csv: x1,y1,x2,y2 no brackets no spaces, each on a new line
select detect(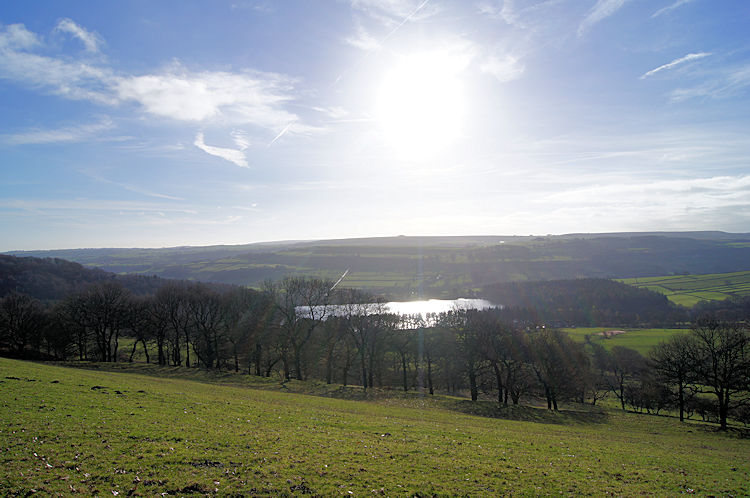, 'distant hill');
618,270,750,307
6,232,750,300
0,255,166,302
483,278,685,327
